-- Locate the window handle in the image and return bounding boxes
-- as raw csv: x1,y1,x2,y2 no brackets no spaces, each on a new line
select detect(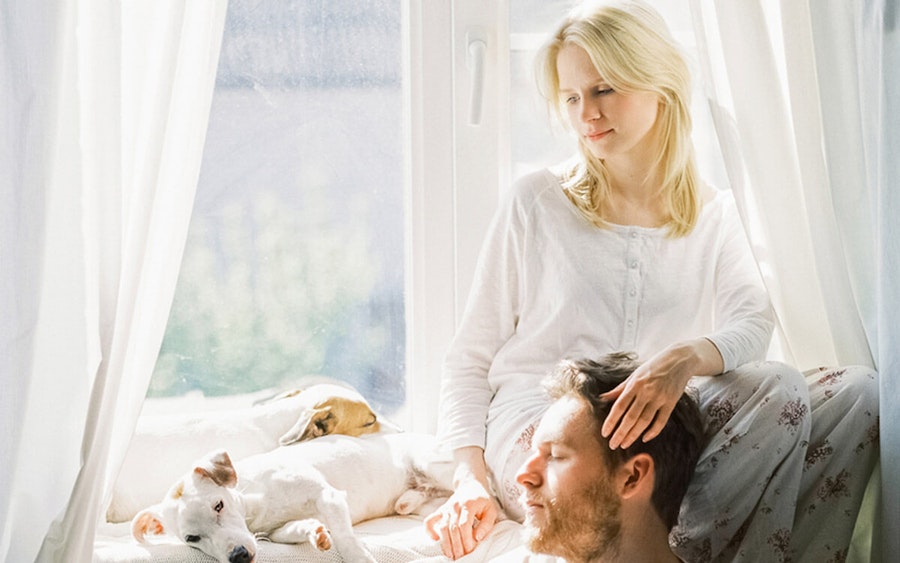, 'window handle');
467,31,487,126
